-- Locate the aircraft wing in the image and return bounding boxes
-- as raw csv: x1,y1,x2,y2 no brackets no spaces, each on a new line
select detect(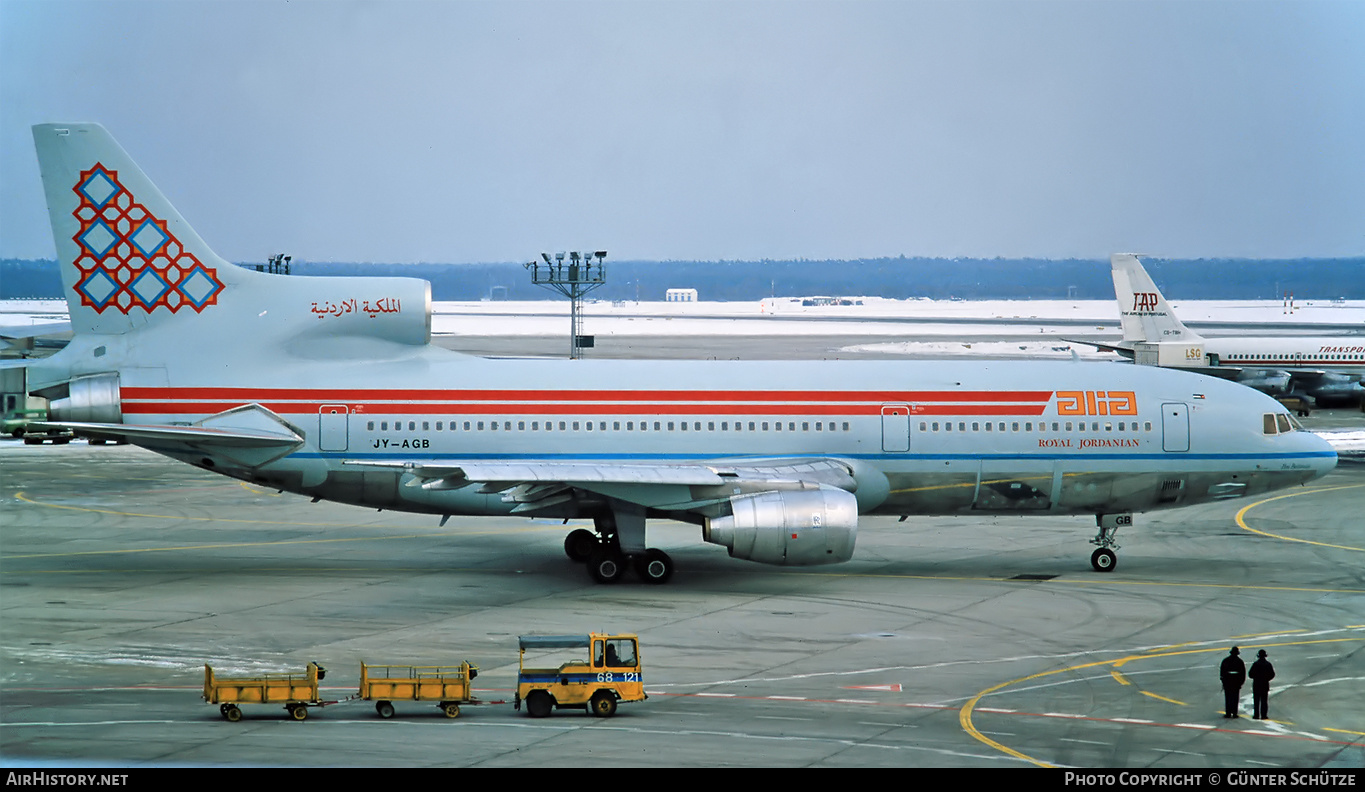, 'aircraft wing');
346,457,860,513
1060,337,1134,356
0,321,72,340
